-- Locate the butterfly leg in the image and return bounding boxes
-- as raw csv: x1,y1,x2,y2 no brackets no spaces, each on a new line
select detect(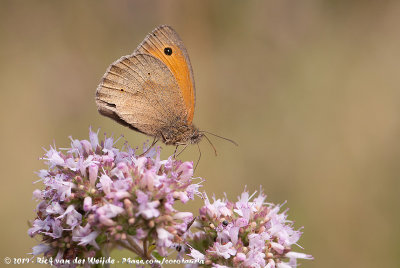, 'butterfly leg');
173,145,179,158
139,137,158,157
176,143,189,157
194,143,202,171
